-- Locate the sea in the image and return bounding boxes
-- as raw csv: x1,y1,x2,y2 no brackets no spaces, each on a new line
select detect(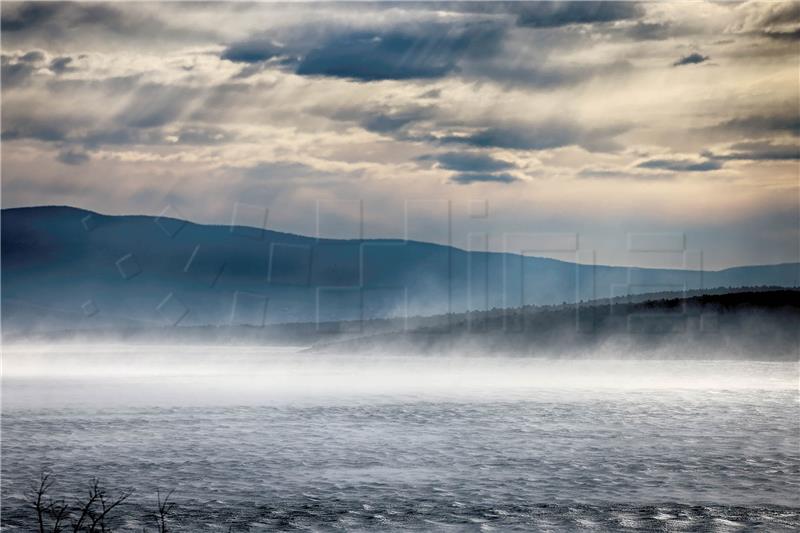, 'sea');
2,345,798,531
